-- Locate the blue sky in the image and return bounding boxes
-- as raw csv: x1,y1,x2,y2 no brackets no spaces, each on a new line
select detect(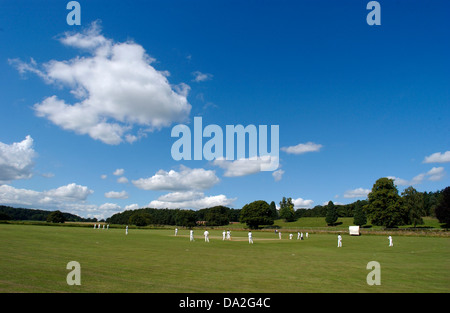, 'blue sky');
1,0,449,219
